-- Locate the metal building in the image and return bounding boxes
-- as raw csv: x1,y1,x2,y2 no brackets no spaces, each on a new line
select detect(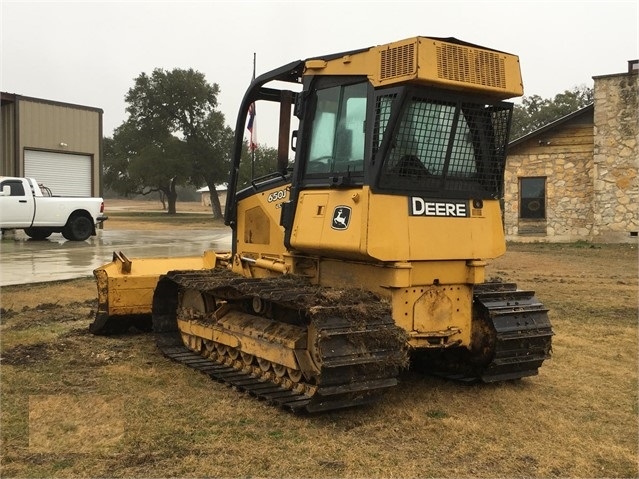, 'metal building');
0,92,103,197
